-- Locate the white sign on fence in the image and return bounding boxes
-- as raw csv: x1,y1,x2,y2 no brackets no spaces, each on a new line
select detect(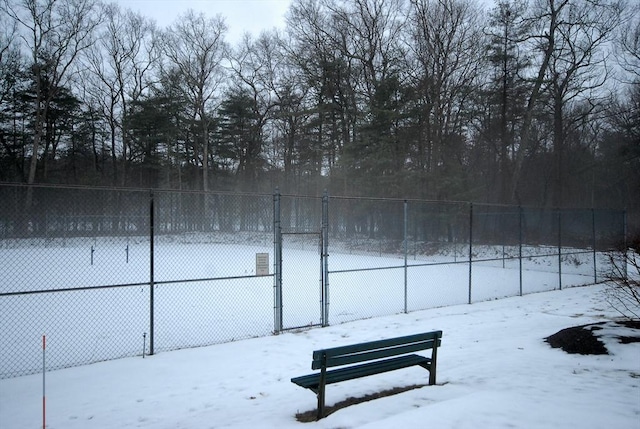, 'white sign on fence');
256,253,269,276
